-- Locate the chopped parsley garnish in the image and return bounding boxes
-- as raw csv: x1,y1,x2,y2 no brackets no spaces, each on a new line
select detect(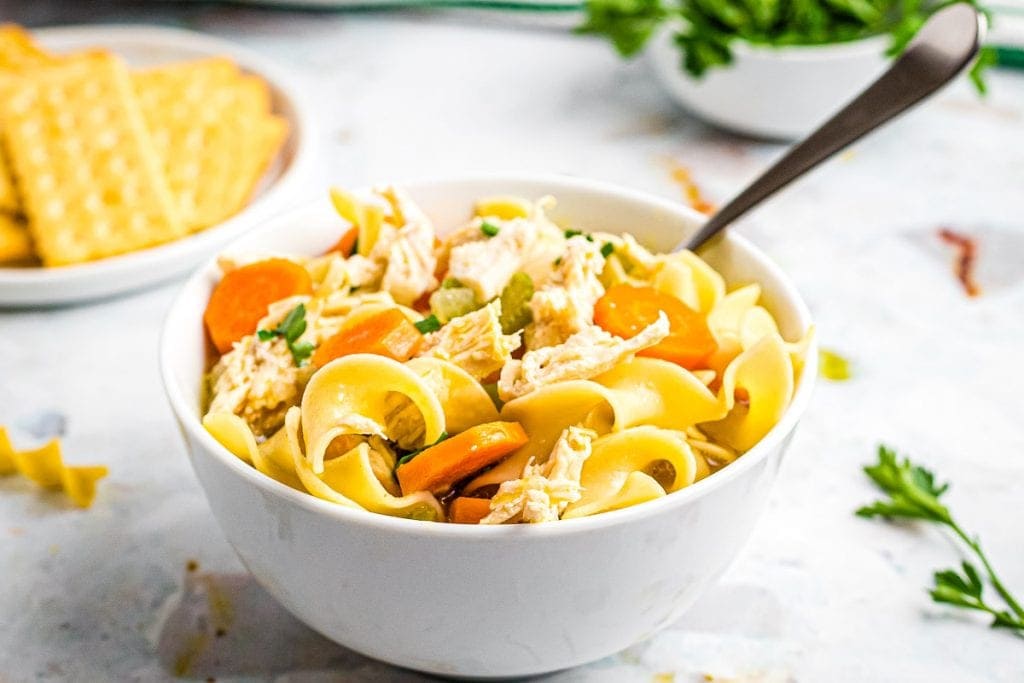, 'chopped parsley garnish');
600,241,615,258
481,221,501,237
414,314,442,334
441,277,463,289
256,303,315,366
553,256,563,267
396,432,449,468
564,229,594,242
